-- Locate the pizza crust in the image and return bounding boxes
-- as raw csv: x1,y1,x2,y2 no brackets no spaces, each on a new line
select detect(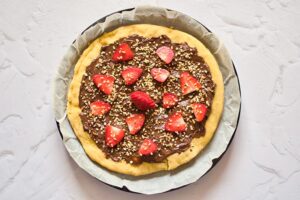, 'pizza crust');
67,24,224,176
